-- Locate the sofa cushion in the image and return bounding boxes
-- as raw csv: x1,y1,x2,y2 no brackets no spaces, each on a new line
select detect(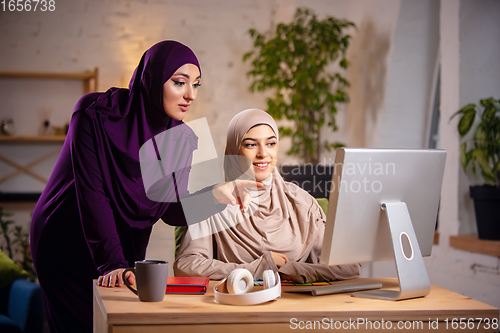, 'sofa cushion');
0,249,27,289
